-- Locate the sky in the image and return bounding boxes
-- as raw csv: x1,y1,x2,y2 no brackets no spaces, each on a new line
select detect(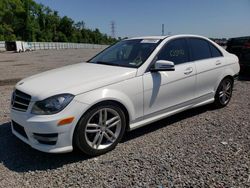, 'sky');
34,0,250,39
